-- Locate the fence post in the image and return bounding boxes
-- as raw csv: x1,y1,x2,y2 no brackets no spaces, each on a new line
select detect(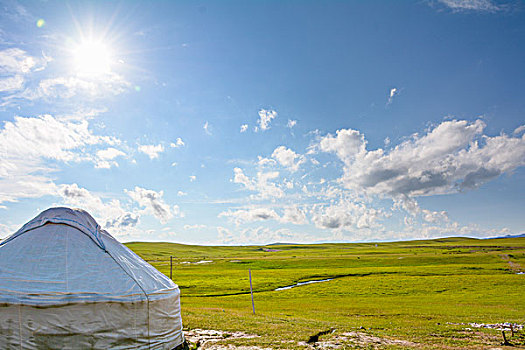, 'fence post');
170,256,173,280
249,269,255,315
